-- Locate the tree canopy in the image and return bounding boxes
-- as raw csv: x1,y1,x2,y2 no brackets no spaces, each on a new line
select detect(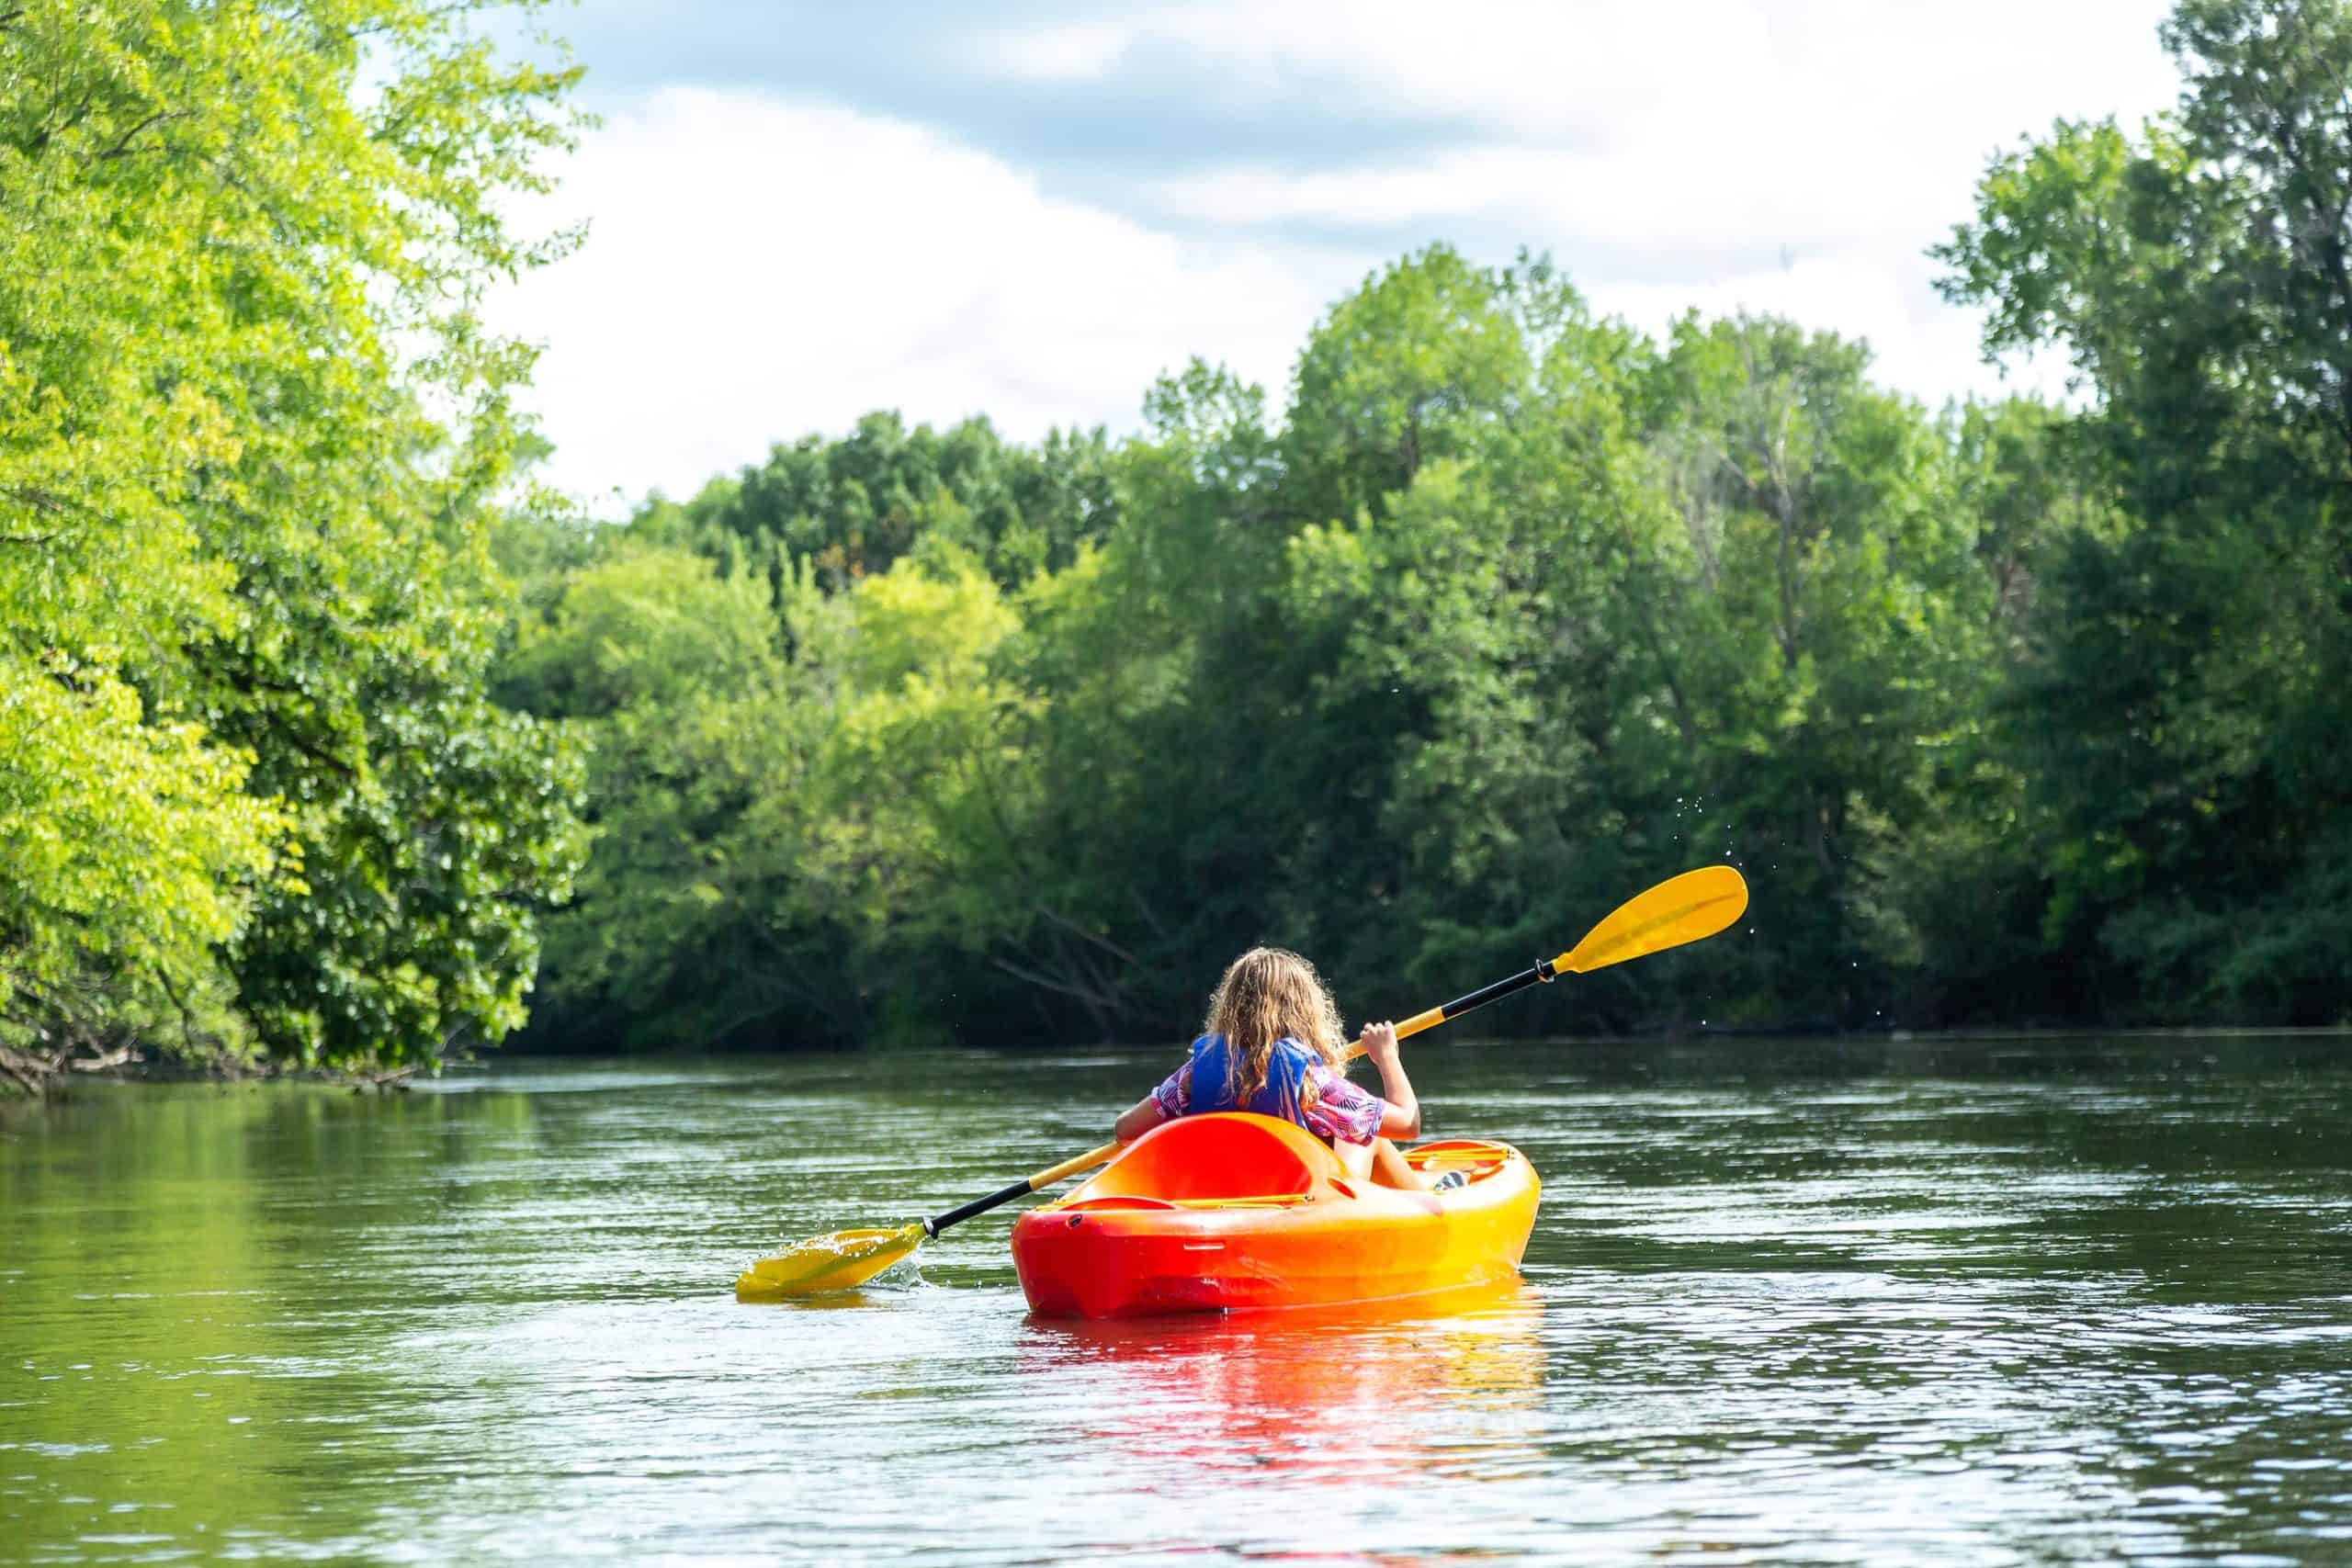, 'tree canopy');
1937,0,2352,1021
501,0,2352,1050
1,0,587,1086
